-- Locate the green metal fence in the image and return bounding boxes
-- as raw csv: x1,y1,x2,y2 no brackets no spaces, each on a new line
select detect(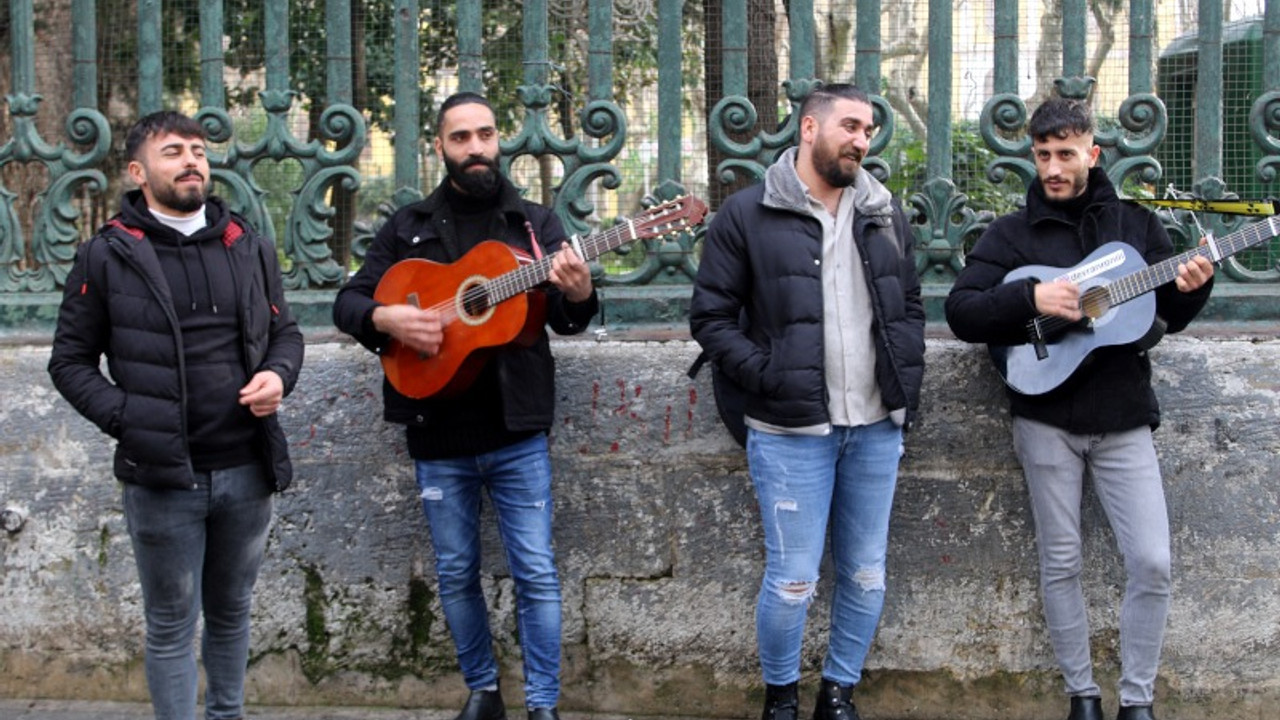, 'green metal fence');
2,0,1278,329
